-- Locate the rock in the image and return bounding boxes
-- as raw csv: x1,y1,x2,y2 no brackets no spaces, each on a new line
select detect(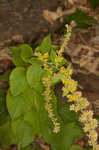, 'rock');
0,0,63,45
